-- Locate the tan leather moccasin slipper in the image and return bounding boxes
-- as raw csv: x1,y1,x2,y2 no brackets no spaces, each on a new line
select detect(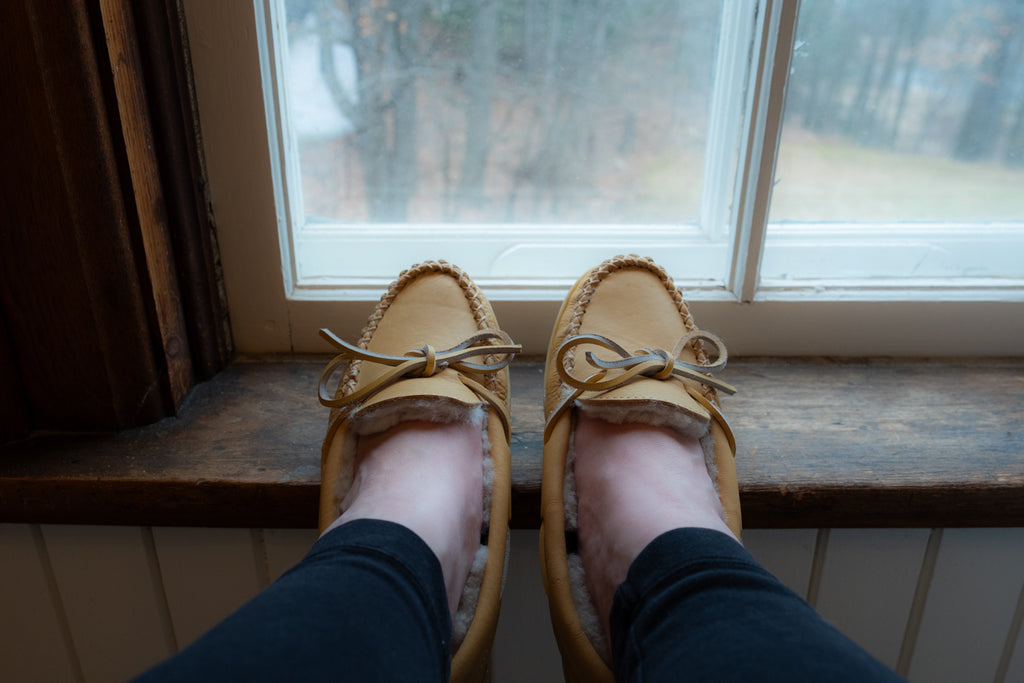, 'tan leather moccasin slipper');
316,261,520,683
539,254,740,682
